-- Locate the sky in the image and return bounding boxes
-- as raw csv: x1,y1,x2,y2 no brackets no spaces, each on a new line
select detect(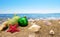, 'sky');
0,0,60,14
